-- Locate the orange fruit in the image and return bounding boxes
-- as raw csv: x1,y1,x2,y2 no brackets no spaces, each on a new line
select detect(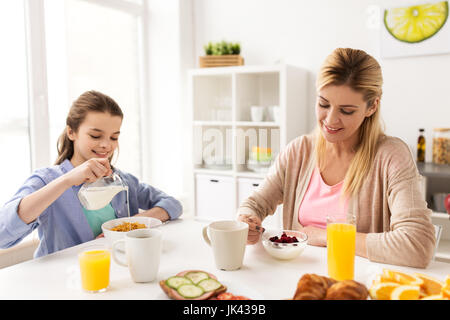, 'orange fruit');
369,282,400,300
390,285,421,300
442,287,450,299
442,275,450,298
373,273,396,284
445,275,450,287
413,273,444,295
421,294,448,300
383,269,423,286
